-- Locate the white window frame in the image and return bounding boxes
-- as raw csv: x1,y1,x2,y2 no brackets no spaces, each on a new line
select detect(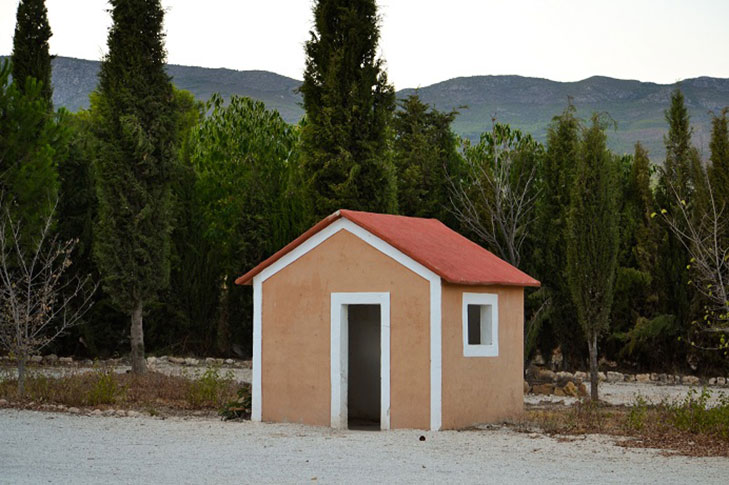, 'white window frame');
462,292,499,357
